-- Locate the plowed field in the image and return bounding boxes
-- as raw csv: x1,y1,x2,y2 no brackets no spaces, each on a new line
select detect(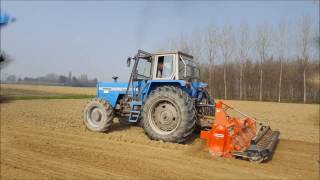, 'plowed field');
0,85,319,180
